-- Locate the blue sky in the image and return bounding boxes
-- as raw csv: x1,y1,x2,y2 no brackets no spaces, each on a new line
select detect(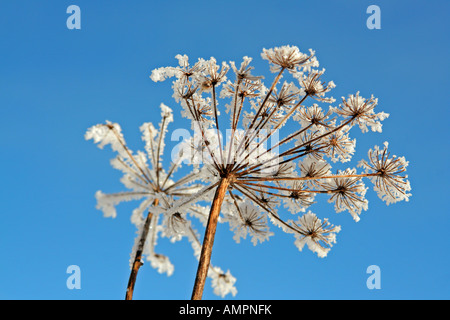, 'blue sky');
0,0,449,300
